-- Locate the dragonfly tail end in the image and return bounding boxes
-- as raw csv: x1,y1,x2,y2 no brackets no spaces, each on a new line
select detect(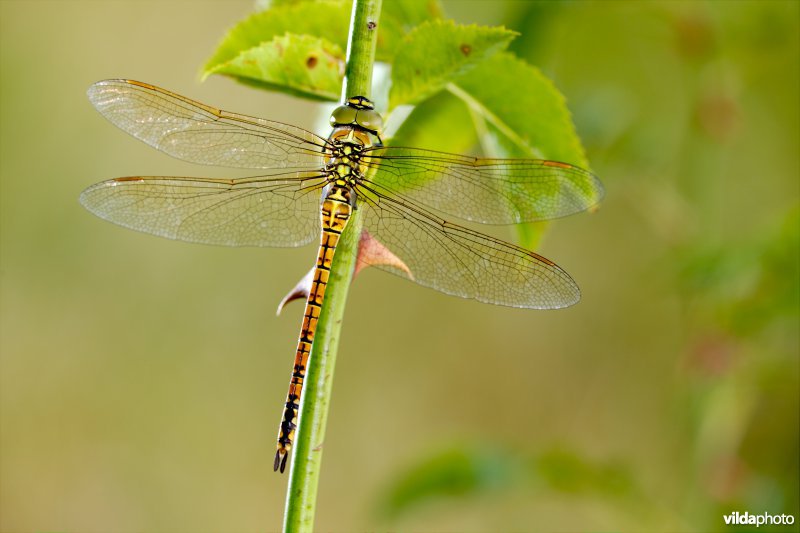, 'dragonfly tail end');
274,449,289,473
